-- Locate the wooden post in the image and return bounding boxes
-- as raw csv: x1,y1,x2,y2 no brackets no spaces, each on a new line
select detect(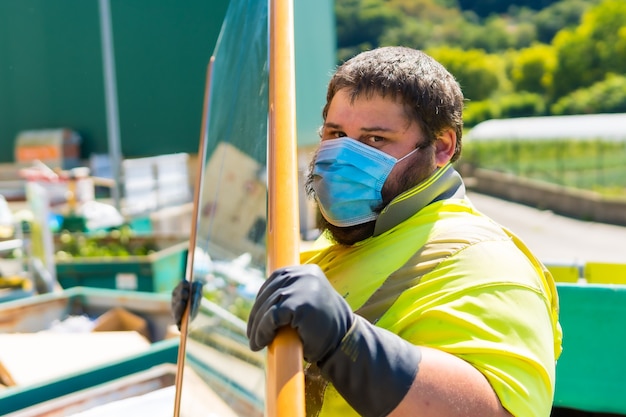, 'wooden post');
172,57,214,417
266,0,305,416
